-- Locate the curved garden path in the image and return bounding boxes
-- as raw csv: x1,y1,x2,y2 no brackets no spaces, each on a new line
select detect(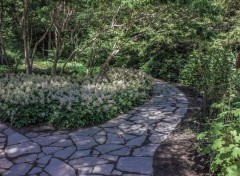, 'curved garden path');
0,80,188,176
